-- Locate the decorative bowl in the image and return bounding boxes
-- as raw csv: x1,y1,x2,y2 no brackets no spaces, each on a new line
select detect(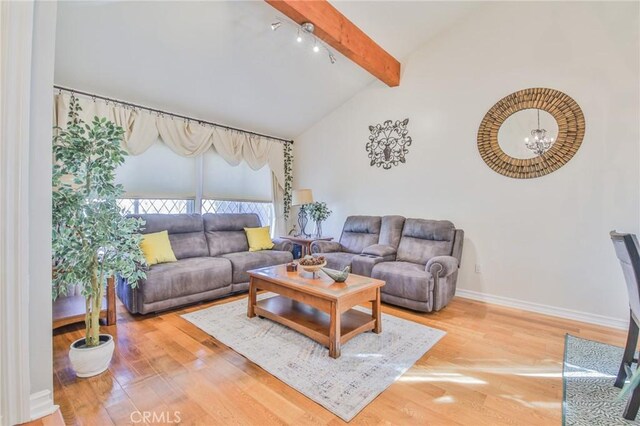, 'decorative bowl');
299,261,327,274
